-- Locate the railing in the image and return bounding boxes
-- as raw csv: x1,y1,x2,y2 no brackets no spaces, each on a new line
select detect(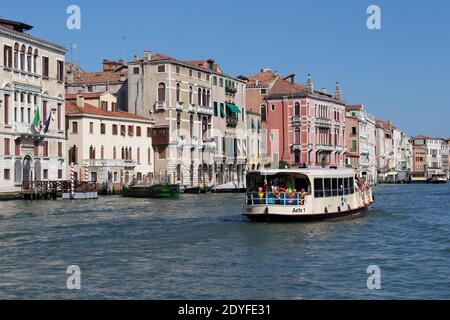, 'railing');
225,86,237,95
226,116,238,128
197,105,213,115
155,101,167,111
292,116,301,125
22,181,97,194
246,192,307,206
